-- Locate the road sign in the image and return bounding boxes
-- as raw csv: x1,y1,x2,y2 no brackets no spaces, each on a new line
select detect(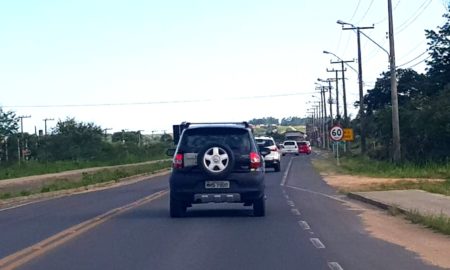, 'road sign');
330,126,343,141
343,128,354,141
